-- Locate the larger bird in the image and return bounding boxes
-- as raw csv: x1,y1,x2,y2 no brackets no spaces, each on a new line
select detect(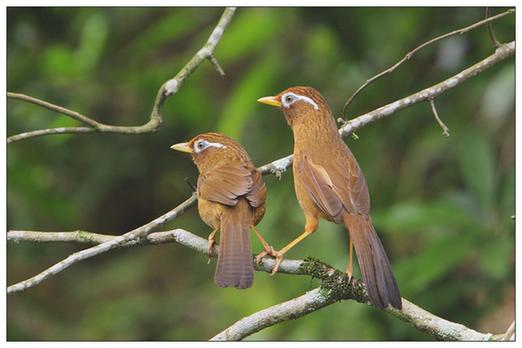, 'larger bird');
171,132,269,289
257,87,402,309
